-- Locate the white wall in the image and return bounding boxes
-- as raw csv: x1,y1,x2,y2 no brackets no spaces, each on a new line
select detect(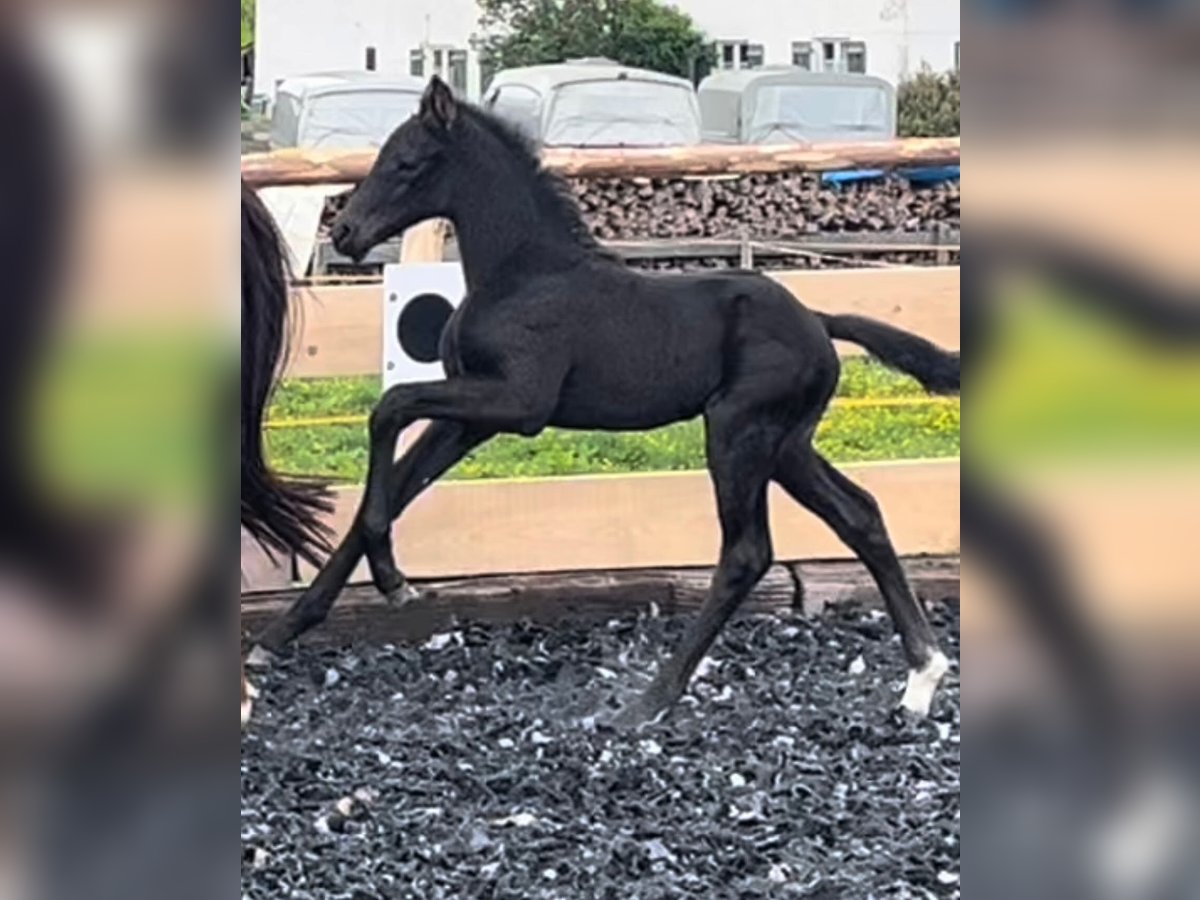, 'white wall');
679,0,959,85
255,0,959,102
255,0,480,100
